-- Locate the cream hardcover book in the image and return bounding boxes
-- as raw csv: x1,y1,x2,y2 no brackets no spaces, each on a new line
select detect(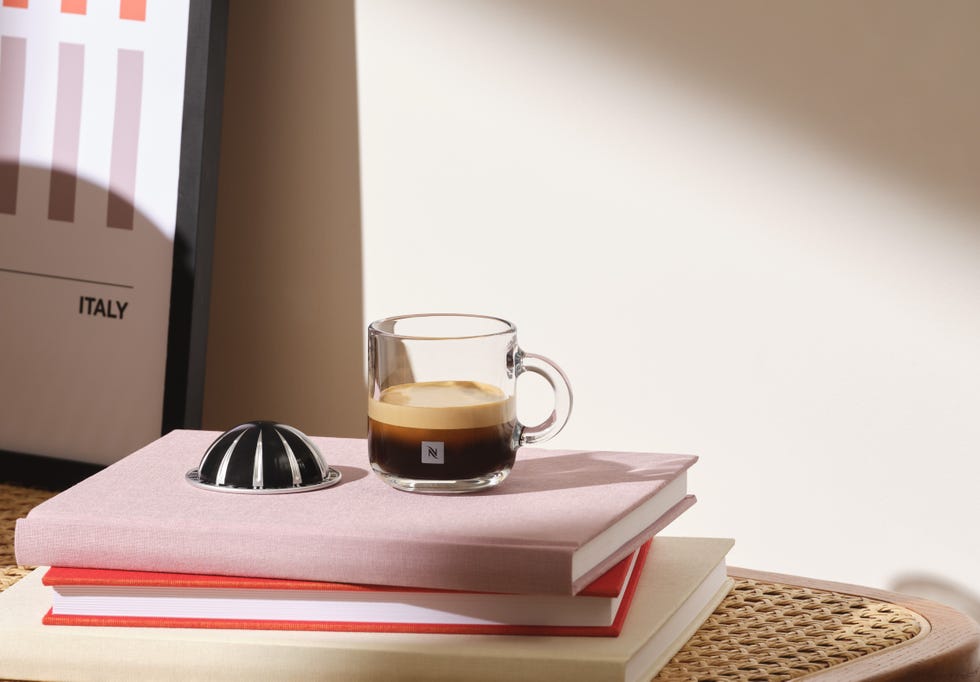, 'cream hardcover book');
0,537,734,682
